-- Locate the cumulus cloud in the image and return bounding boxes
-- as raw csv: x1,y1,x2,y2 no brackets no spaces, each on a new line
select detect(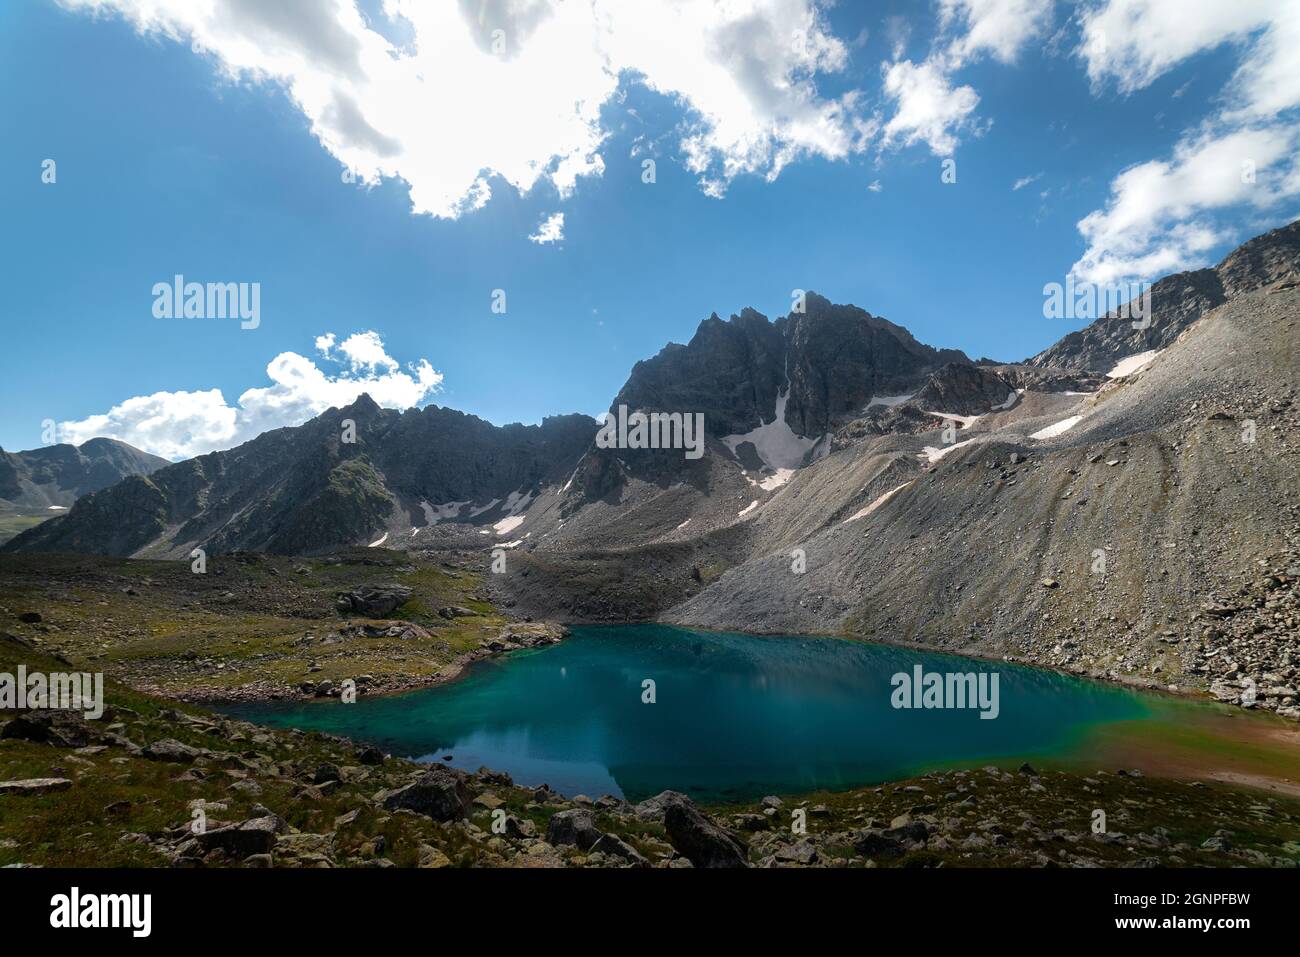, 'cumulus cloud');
939,0,1056,66
528,211,564,244
58,331,442,460
1071,0,1300,283
879,0,1051,157
60,0,875,216
1071,125,1300,283
880,58,980,156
